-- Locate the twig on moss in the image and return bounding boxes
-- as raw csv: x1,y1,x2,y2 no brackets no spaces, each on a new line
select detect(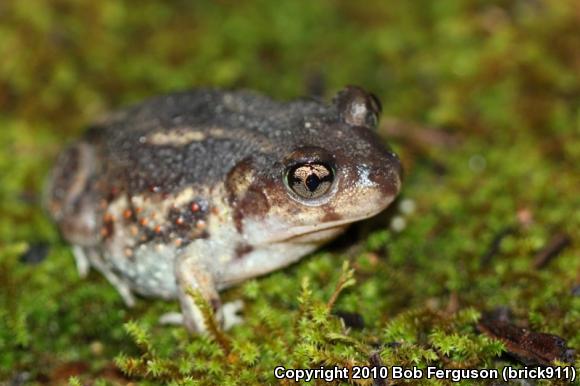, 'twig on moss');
533,232,571,269
477,315,575,365
380,119,460,148
369,352,388,386
480,226,517,267
445,290,459,315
